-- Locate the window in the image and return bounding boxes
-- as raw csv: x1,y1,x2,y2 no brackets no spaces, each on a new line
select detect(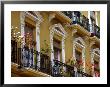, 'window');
93,54,100,77
53,38,61,61
90,11,95,18
75,49,82,71
24,22,35,48
91,48,100,77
